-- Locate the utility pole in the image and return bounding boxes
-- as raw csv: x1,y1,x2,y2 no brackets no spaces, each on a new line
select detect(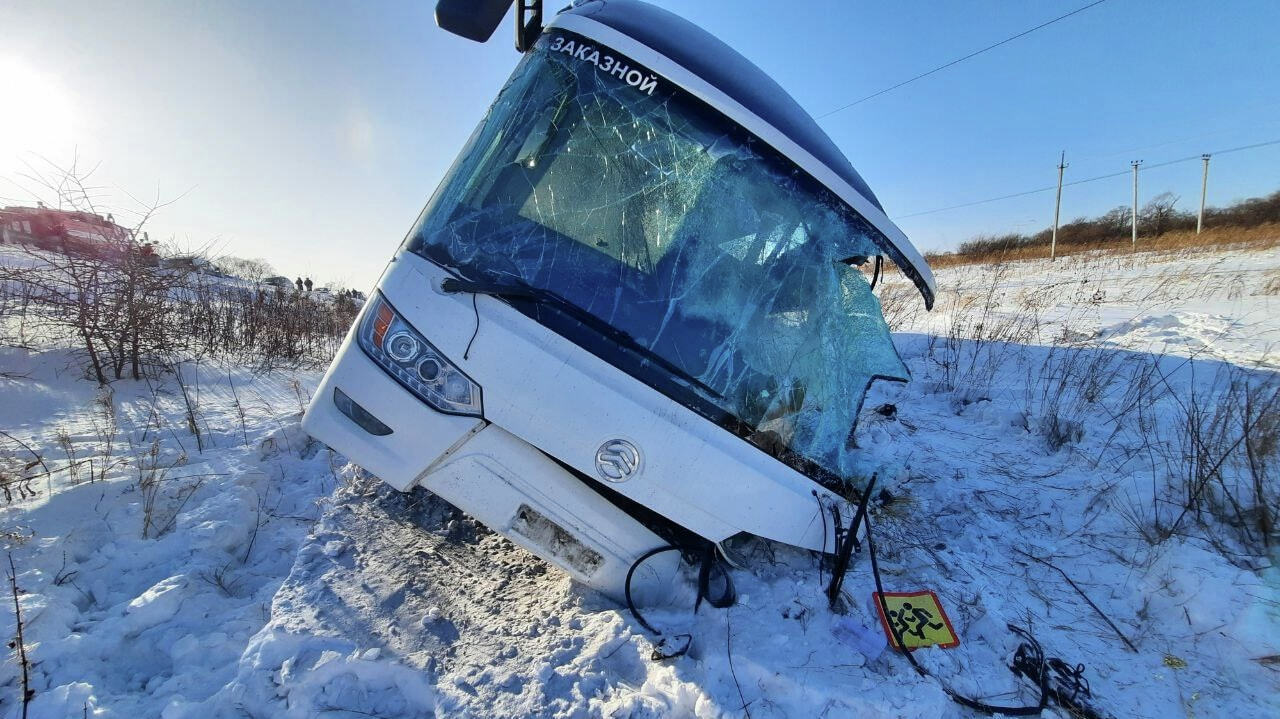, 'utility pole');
1051,151,1067,261
1197,154,1211,234
1131,160,1142,251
